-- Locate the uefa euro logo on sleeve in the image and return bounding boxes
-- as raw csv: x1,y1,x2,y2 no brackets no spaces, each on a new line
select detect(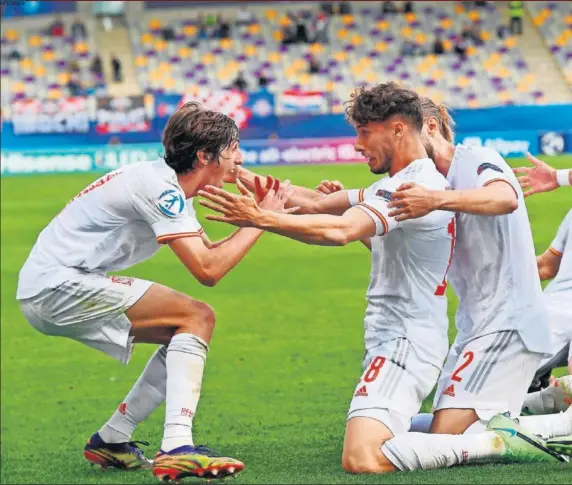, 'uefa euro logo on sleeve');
156,189,185,218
